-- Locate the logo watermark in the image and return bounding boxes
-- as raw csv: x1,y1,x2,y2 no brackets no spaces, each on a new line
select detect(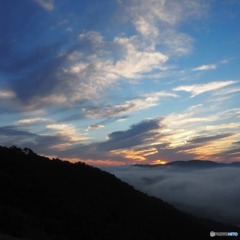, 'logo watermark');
210,231,238,237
